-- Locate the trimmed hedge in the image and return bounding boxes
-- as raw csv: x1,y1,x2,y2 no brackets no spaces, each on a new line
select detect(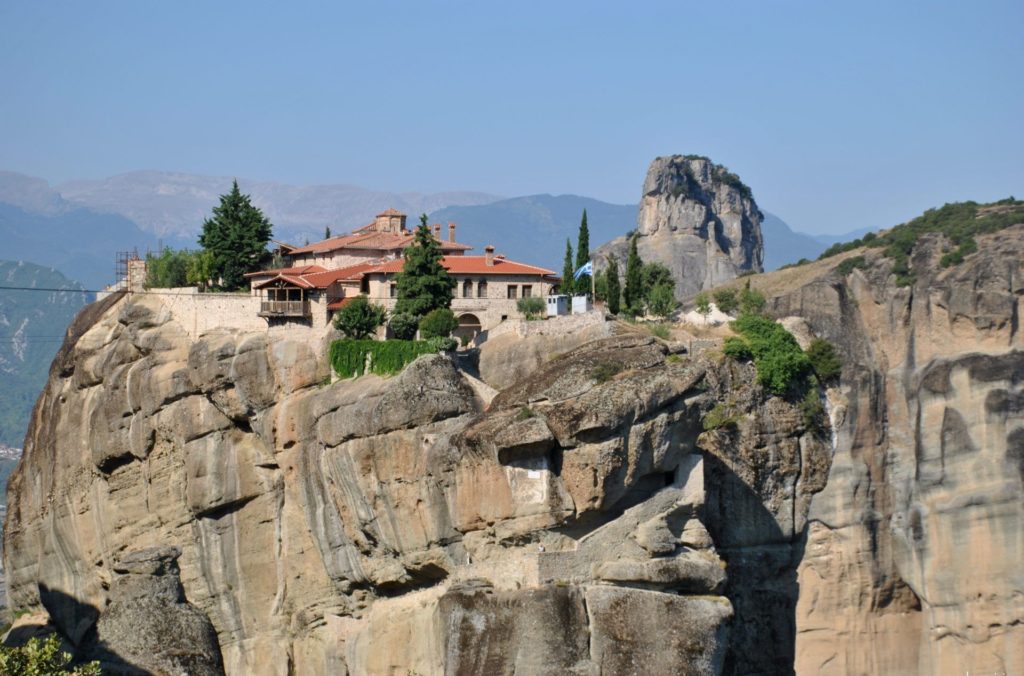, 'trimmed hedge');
329,338,453,378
